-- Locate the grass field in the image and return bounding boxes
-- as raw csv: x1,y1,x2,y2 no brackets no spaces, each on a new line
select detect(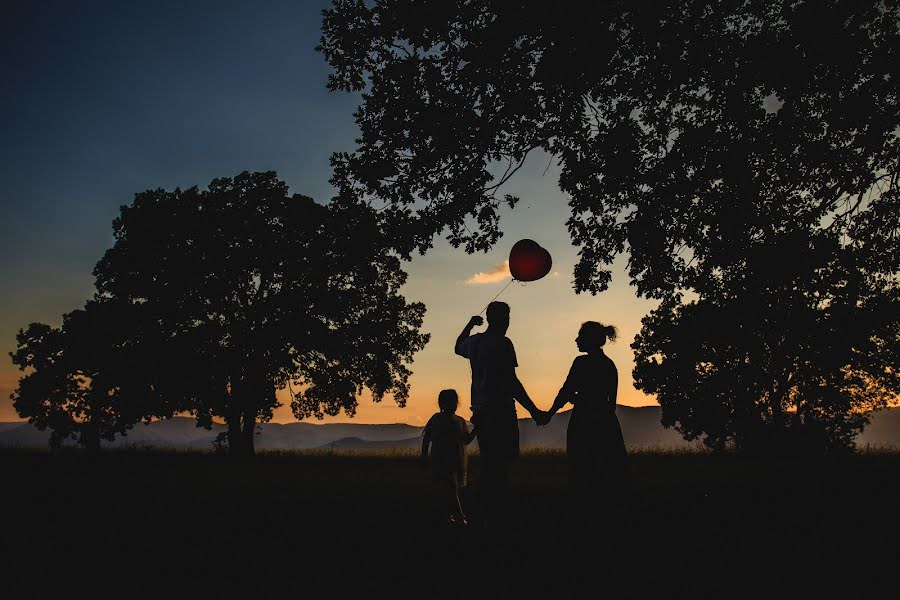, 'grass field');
2,447,898,598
